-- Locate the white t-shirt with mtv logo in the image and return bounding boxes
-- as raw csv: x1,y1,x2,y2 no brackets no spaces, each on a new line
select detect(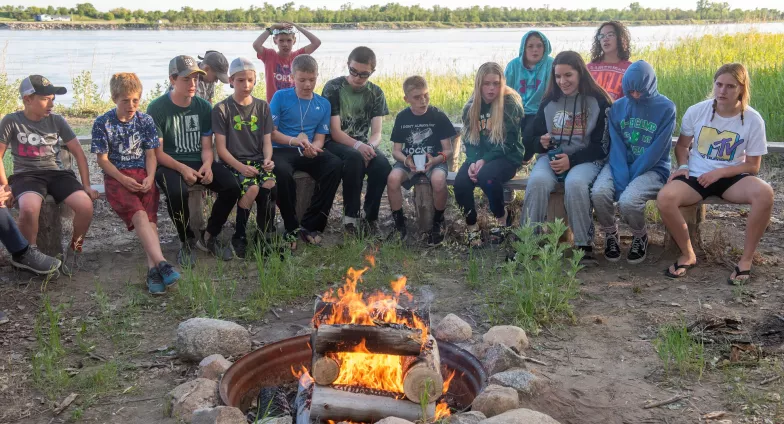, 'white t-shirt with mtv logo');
681,99,767,177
